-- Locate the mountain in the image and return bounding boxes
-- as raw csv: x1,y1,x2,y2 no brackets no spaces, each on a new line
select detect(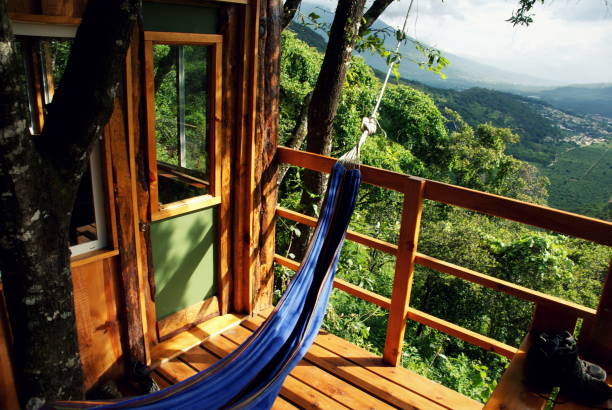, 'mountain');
296,3,558,91
524,85,612,117
292,3,612,118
